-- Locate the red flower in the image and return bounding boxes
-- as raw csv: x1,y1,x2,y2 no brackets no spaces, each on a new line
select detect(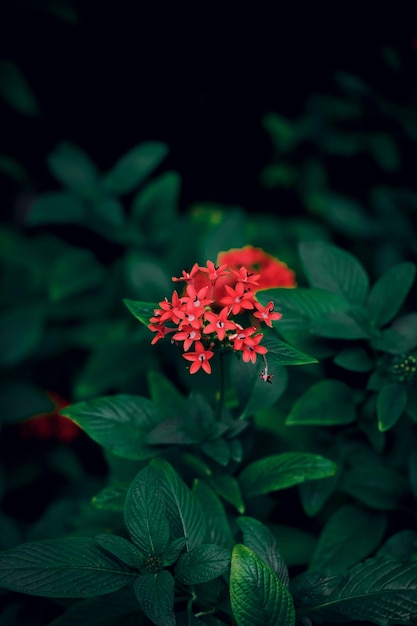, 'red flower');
240,333,268,364
182,341,214,374
203,307,237,341
172,263,200,284
218,246,296,291
220,282,255,315
253,301,283,328
172,325,201,350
